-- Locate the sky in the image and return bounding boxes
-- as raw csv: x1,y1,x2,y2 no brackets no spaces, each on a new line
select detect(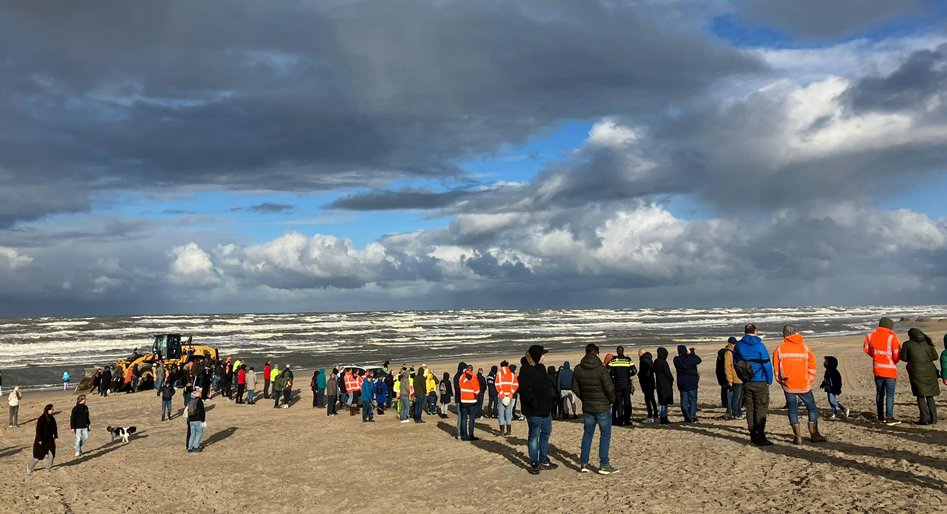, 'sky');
1,0,947,316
